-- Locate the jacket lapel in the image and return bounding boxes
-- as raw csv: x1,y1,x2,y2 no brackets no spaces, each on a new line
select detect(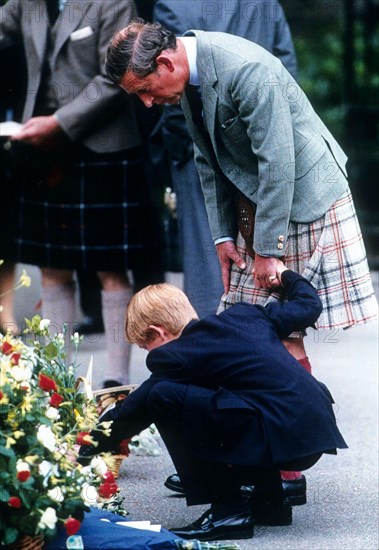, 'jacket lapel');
29,0,48,69
185,30,220,159
51,0,88,65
